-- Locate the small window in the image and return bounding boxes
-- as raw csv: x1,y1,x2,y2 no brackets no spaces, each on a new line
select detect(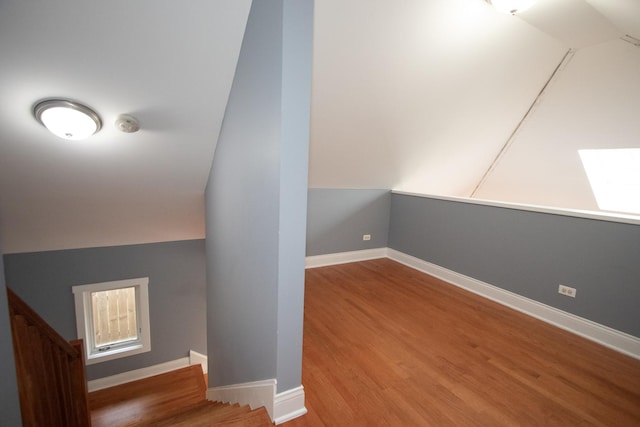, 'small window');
72,277,151,365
